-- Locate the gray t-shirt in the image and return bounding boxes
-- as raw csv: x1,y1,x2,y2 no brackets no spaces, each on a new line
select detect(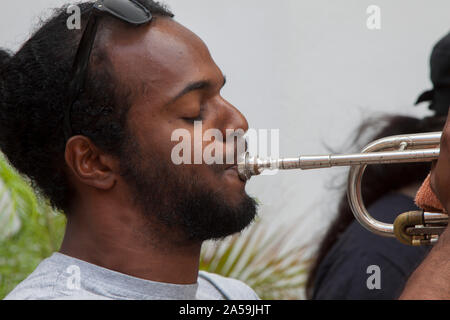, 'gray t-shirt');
4,253,259,300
